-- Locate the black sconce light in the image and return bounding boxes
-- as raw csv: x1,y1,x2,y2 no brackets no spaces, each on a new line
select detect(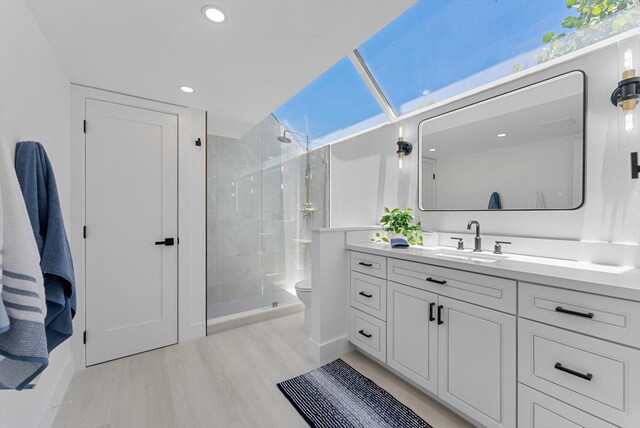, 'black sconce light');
396,126,412,170
611,47,640,179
